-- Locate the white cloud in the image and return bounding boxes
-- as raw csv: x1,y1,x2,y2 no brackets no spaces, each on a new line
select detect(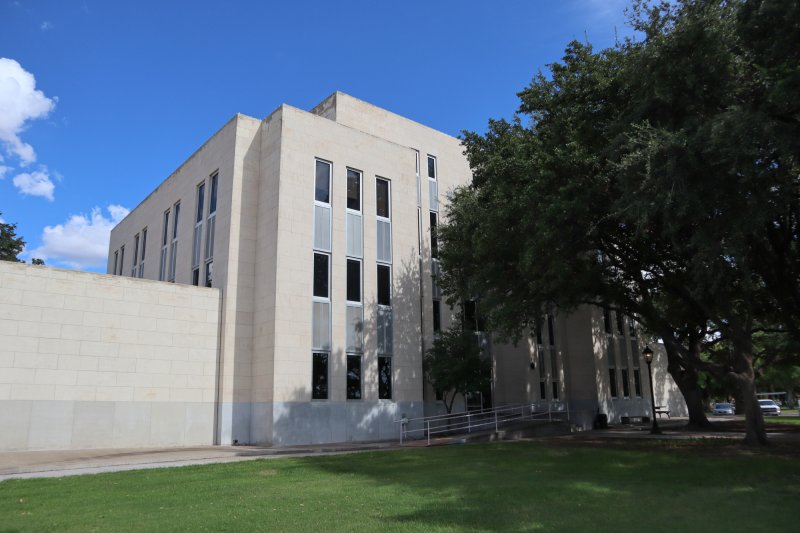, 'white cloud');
40,21,54,31
28,205,130,270
0,164,9,179
0,57,56,165
0,215,4,223
12,168,55,201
